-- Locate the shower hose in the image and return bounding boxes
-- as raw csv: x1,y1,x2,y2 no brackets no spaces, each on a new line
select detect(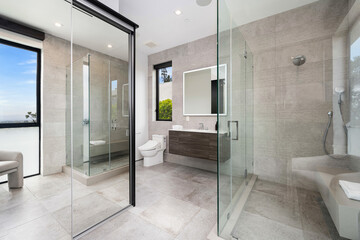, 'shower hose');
322,101,349,159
